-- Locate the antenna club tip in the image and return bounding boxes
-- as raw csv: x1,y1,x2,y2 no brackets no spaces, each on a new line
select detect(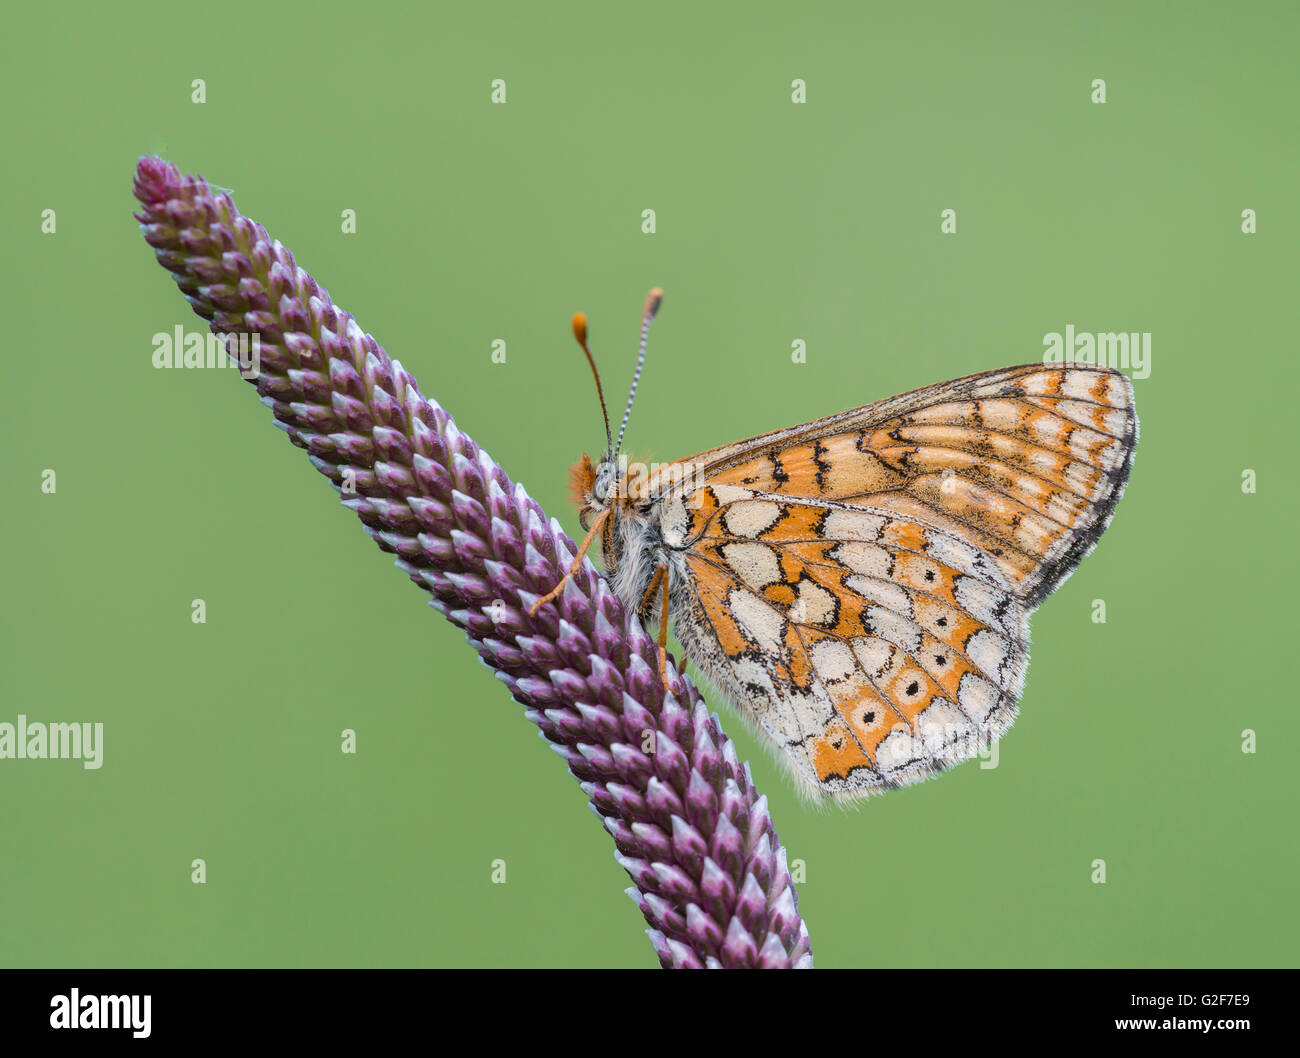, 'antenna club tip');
644,287,663,319
572,312,587,342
